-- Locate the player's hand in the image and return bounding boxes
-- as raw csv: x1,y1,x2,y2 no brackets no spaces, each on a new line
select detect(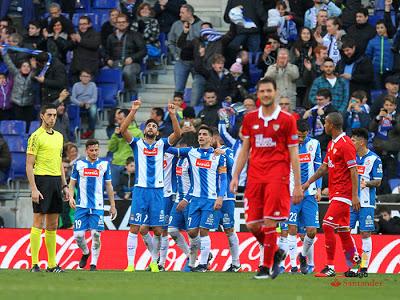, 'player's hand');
69,197,76,209
352,196,361,212
316,188,322,202
360,178,367,189
131,99,141,110
167,102,176,115
230,176,239,194
35,76,45,83
213,148,226,157
214,197,223,210
176,199,188,211
63,187,71,202
110,205,117,221
31,189,43,204
302,181,310,192
292,185,303,204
